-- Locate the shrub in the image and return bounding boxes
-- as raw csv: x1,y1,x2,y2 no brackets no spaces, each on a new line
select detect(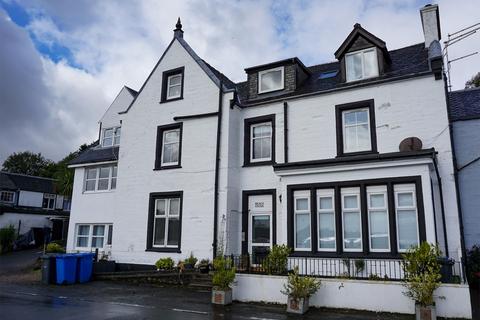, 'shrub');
281,267,320,299
262,245,291,275
155,257,175,271
46,242,65,254
402,242,442,307
0,225,16,253
354,259,365,275
184,253,198,266
212,256,236,290
466,245,480,283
